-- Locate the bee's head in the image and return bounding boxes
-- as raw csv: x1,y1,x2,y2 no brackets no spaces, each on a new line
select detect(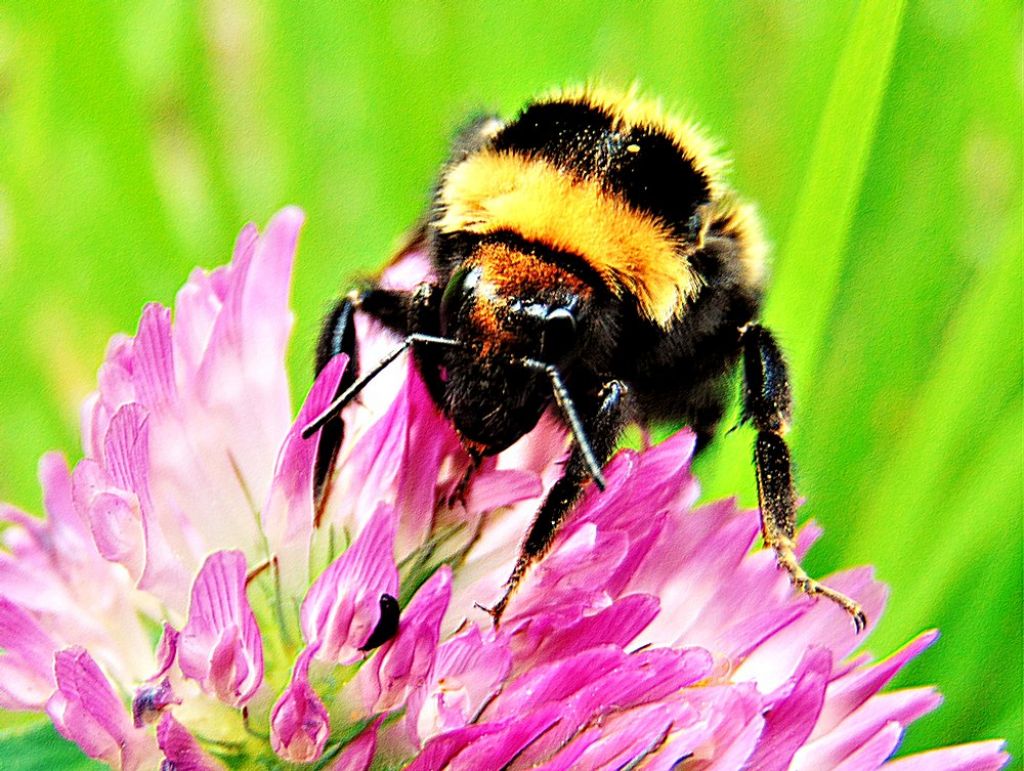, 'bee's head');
436,242,592,452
